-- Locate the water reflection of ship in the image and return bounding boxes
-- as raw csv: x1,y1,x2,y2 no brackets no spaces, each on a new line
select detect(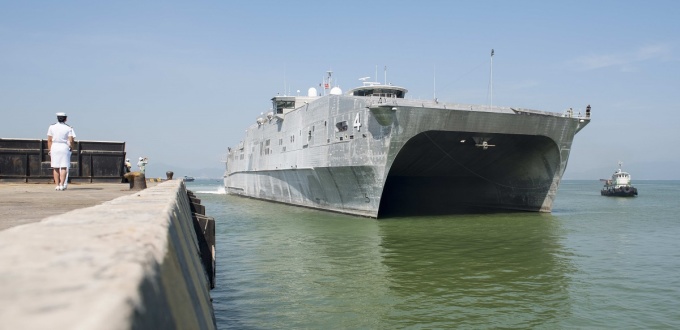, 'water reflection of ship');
238,211,394,326
377,214,573,327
